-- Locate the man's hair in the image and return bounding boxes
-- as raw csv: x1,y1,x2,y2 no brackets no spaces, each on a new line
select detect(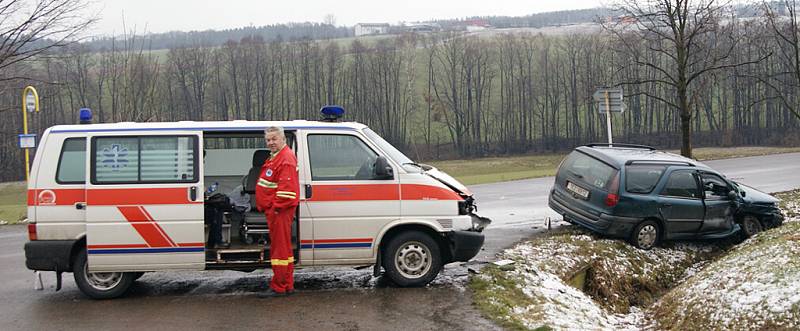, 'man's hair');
265,126,285,138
